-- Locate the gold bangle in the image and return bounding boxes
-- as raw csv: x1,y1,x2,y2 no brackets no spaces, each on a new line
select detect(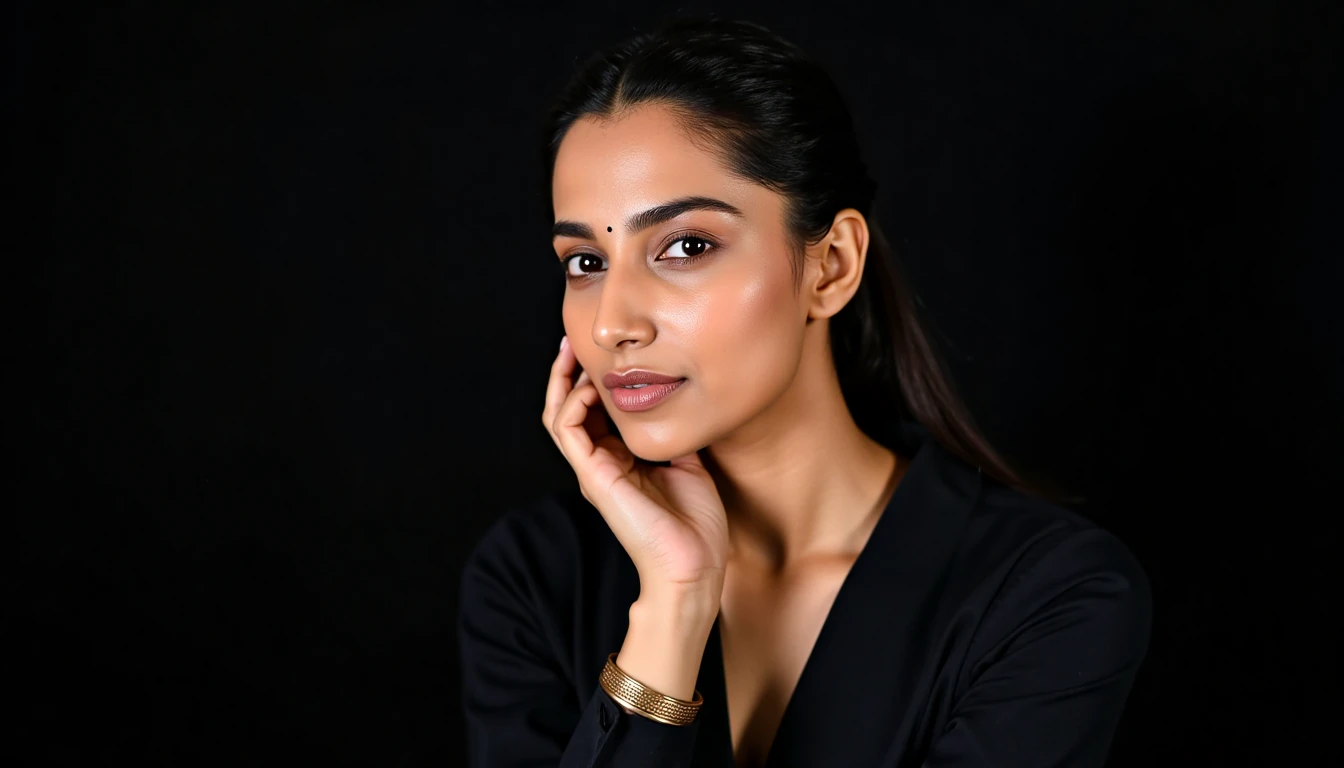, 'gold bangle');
598,652,704,726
